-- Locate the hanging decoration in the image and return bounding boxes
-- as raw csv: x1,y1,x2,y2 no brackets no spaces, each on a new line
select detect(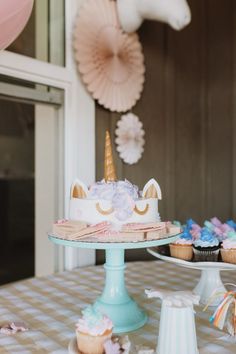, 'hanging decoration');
73,0,145,113
204,283,236,337
0,0,34,50
117,0,191,33
115,113,145,165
